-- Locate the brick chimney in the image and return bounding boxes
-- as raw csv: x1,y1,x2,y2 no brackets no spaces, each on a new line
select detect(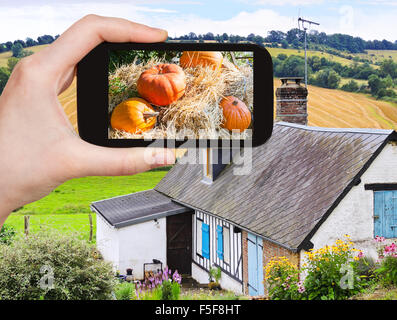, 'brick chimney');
275,77,308,125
